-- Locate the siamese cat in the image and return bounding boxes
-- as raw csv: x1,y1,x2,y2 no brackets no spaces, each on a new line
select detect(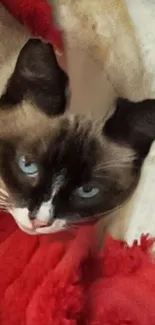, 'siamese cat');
53,0,155,119
0,2,155,239
0,31,155,236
